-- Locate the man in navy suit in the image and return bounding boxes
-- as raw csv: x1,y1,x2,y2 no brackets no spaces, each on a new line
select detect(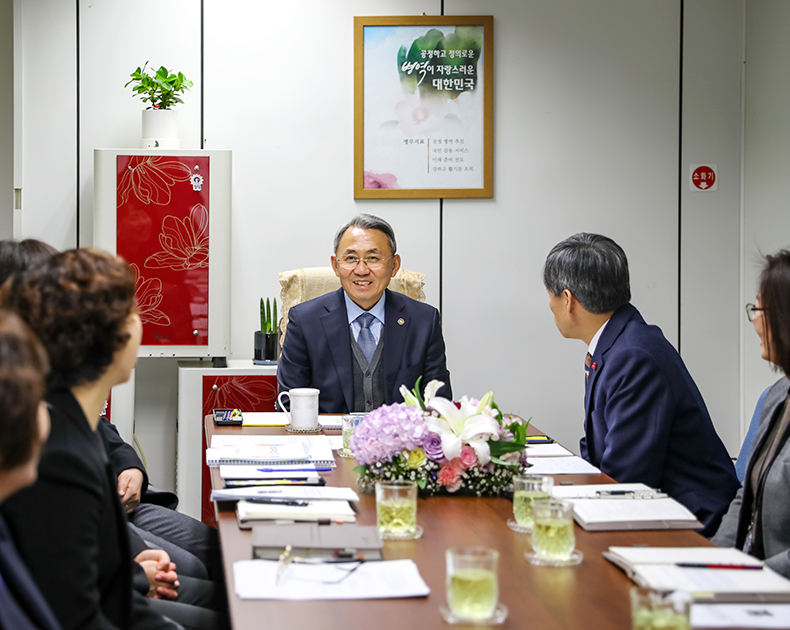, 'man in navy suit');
543,233,739,536
277,213,451,413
